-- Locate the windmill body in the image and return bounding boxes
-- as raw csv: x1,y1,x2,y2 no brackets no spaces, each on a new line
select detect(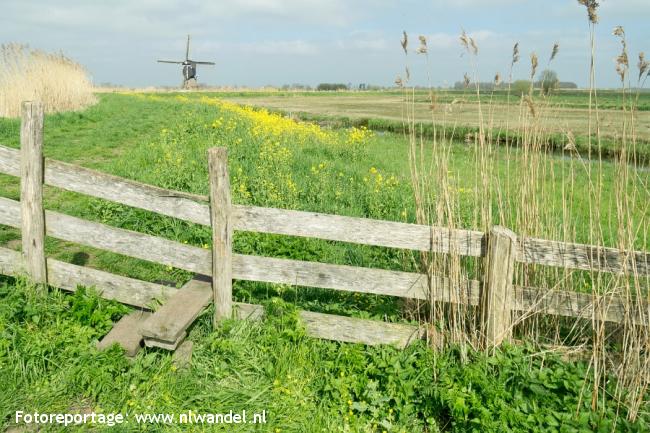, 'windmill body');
158,35,214,89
